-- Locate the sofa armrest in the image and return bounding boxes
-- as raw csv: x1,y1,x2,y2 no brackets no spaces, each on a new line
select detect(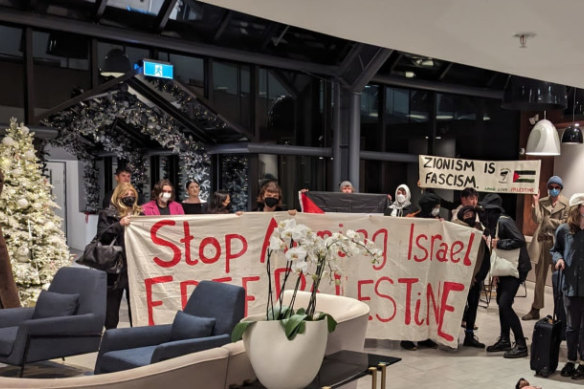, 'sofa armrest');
151,334,230,363
0,308,34,328
23,314,103,336
99,325,173,354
